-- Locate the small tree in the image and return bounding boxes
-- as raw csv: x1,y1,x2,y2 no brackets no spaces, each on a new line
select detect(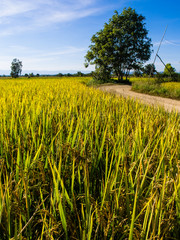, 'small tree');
133,69,142,77
10,58,22,78
76,71,84,77
143,63,156,76
163,63,178,82
57,73,64,77
29,73,34,78
164,63,176,76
